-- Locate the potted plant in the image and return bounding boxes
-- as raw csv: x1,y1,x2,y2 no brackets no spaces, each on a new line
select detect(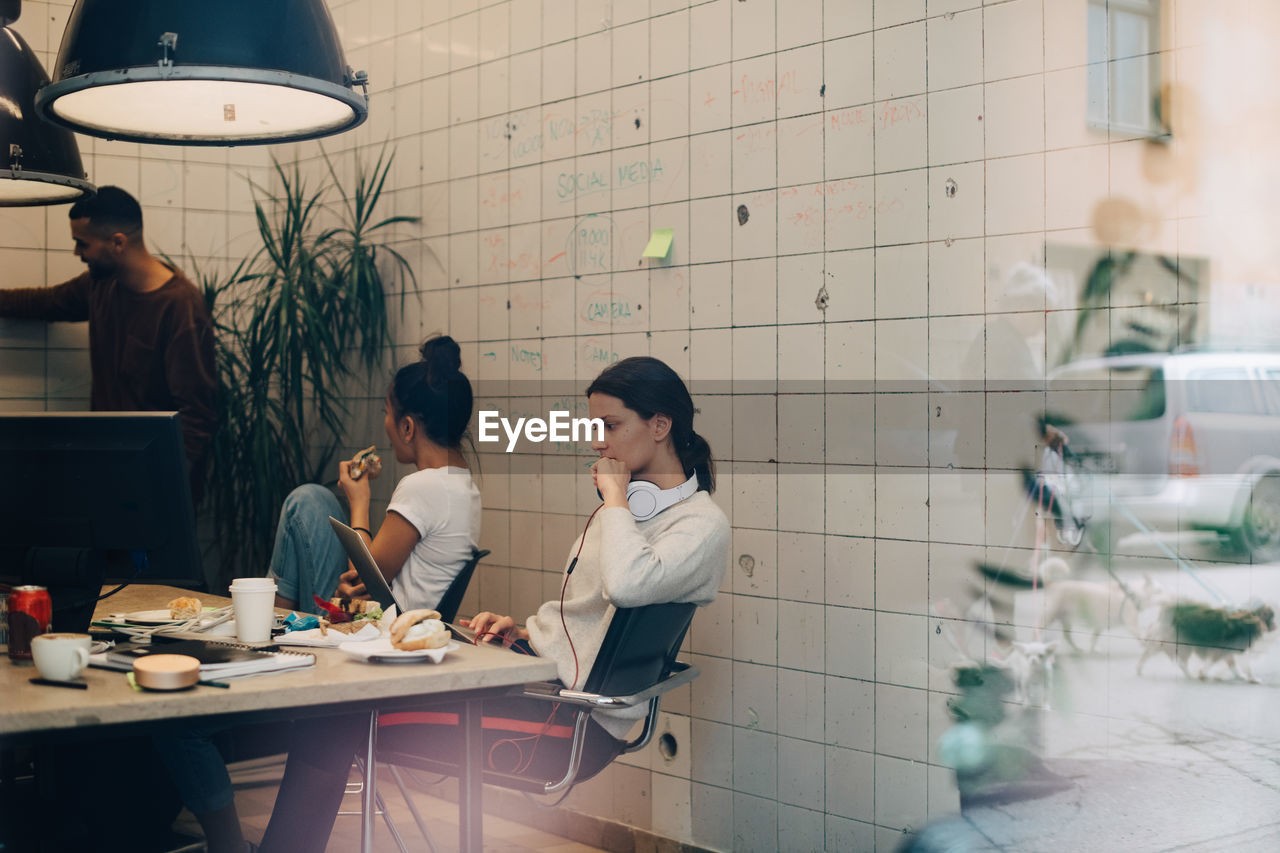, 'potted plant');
199,145,418,590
